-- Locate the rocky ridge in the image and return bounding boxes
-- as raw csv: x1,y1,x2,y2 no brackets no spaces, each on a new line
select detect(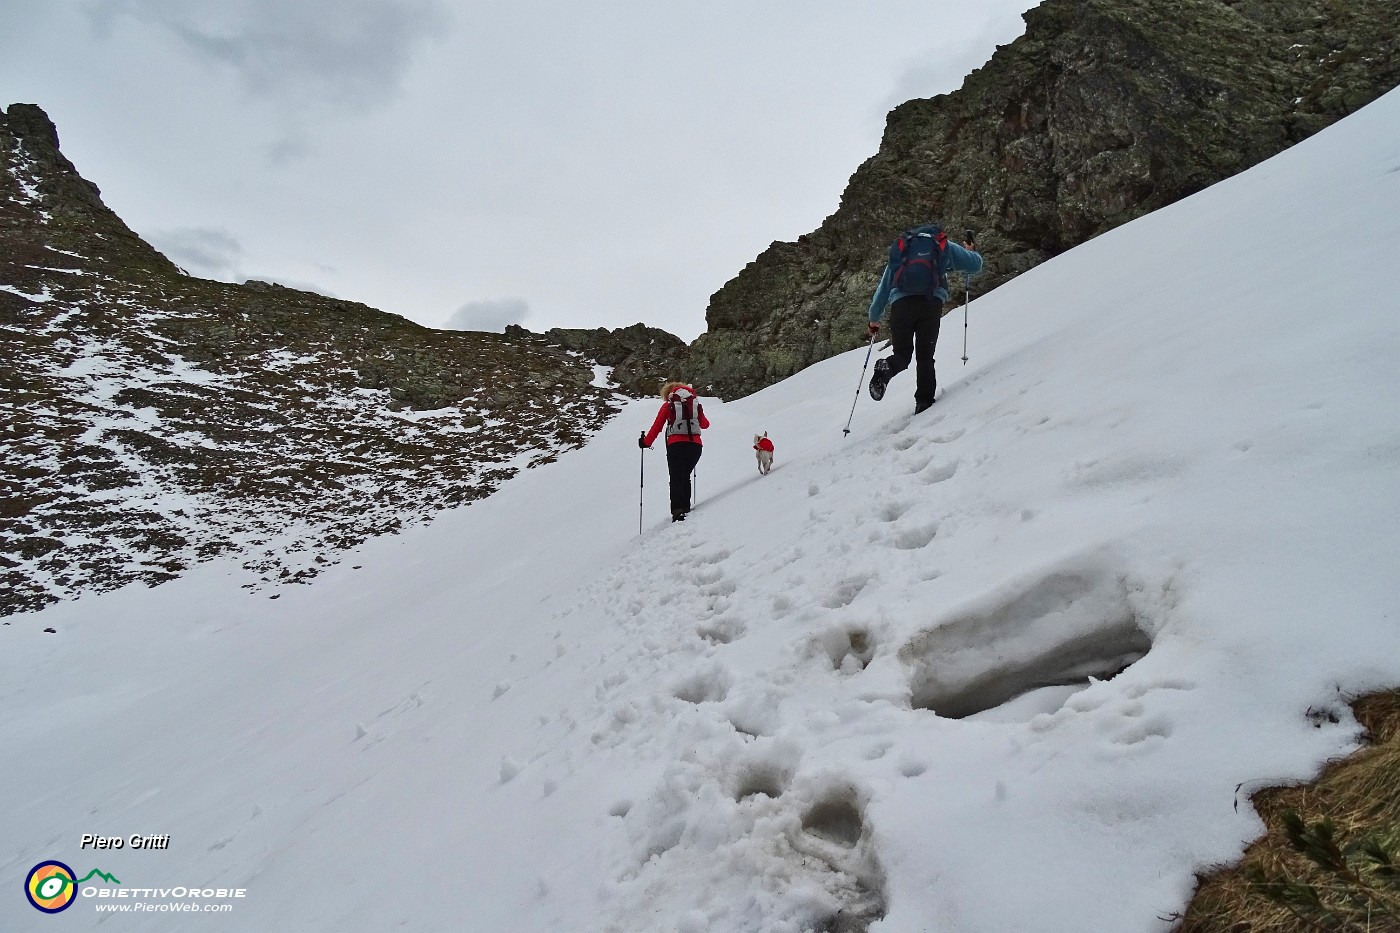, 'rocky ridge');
0,104,649,617
686,0,1400,398
506,322,688,399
